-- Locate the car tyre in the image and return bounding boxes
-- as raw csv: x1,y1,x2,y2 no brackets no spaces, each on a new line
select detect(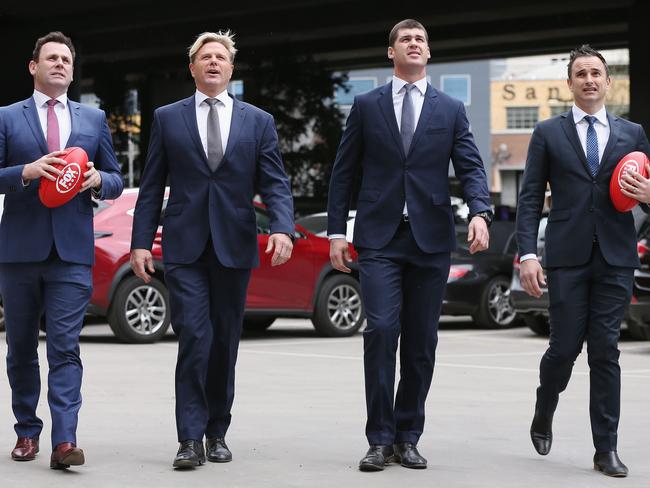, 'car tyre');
108,276,171,344
312,274,365,337
473,275,519,329
626,318,650,341
243,317,275,331
523,314,550,336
